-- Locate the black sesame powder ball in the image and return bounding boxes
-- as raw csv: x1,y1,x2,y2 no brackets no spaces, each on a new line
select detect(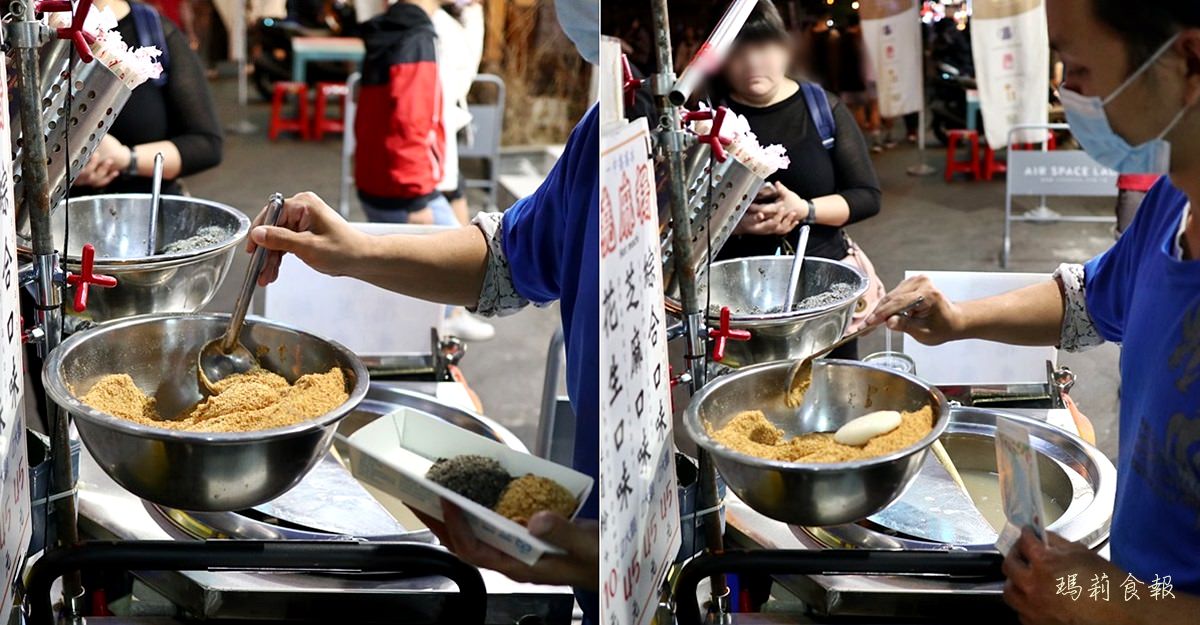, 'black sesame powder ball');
425,454,513,509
